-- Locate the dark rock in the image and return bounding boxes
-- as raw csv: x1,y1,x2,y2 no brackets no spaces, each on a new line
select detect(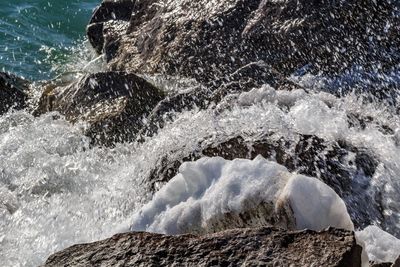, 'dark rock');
148,134,383,231
35,72,165,146
88,0,400,85
347,113,396,136
371,263,394,267
394,256,400,267
86,23,104,54
0,72,30,115
87,0,135,54
89,0,135,25
42,227,362,267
